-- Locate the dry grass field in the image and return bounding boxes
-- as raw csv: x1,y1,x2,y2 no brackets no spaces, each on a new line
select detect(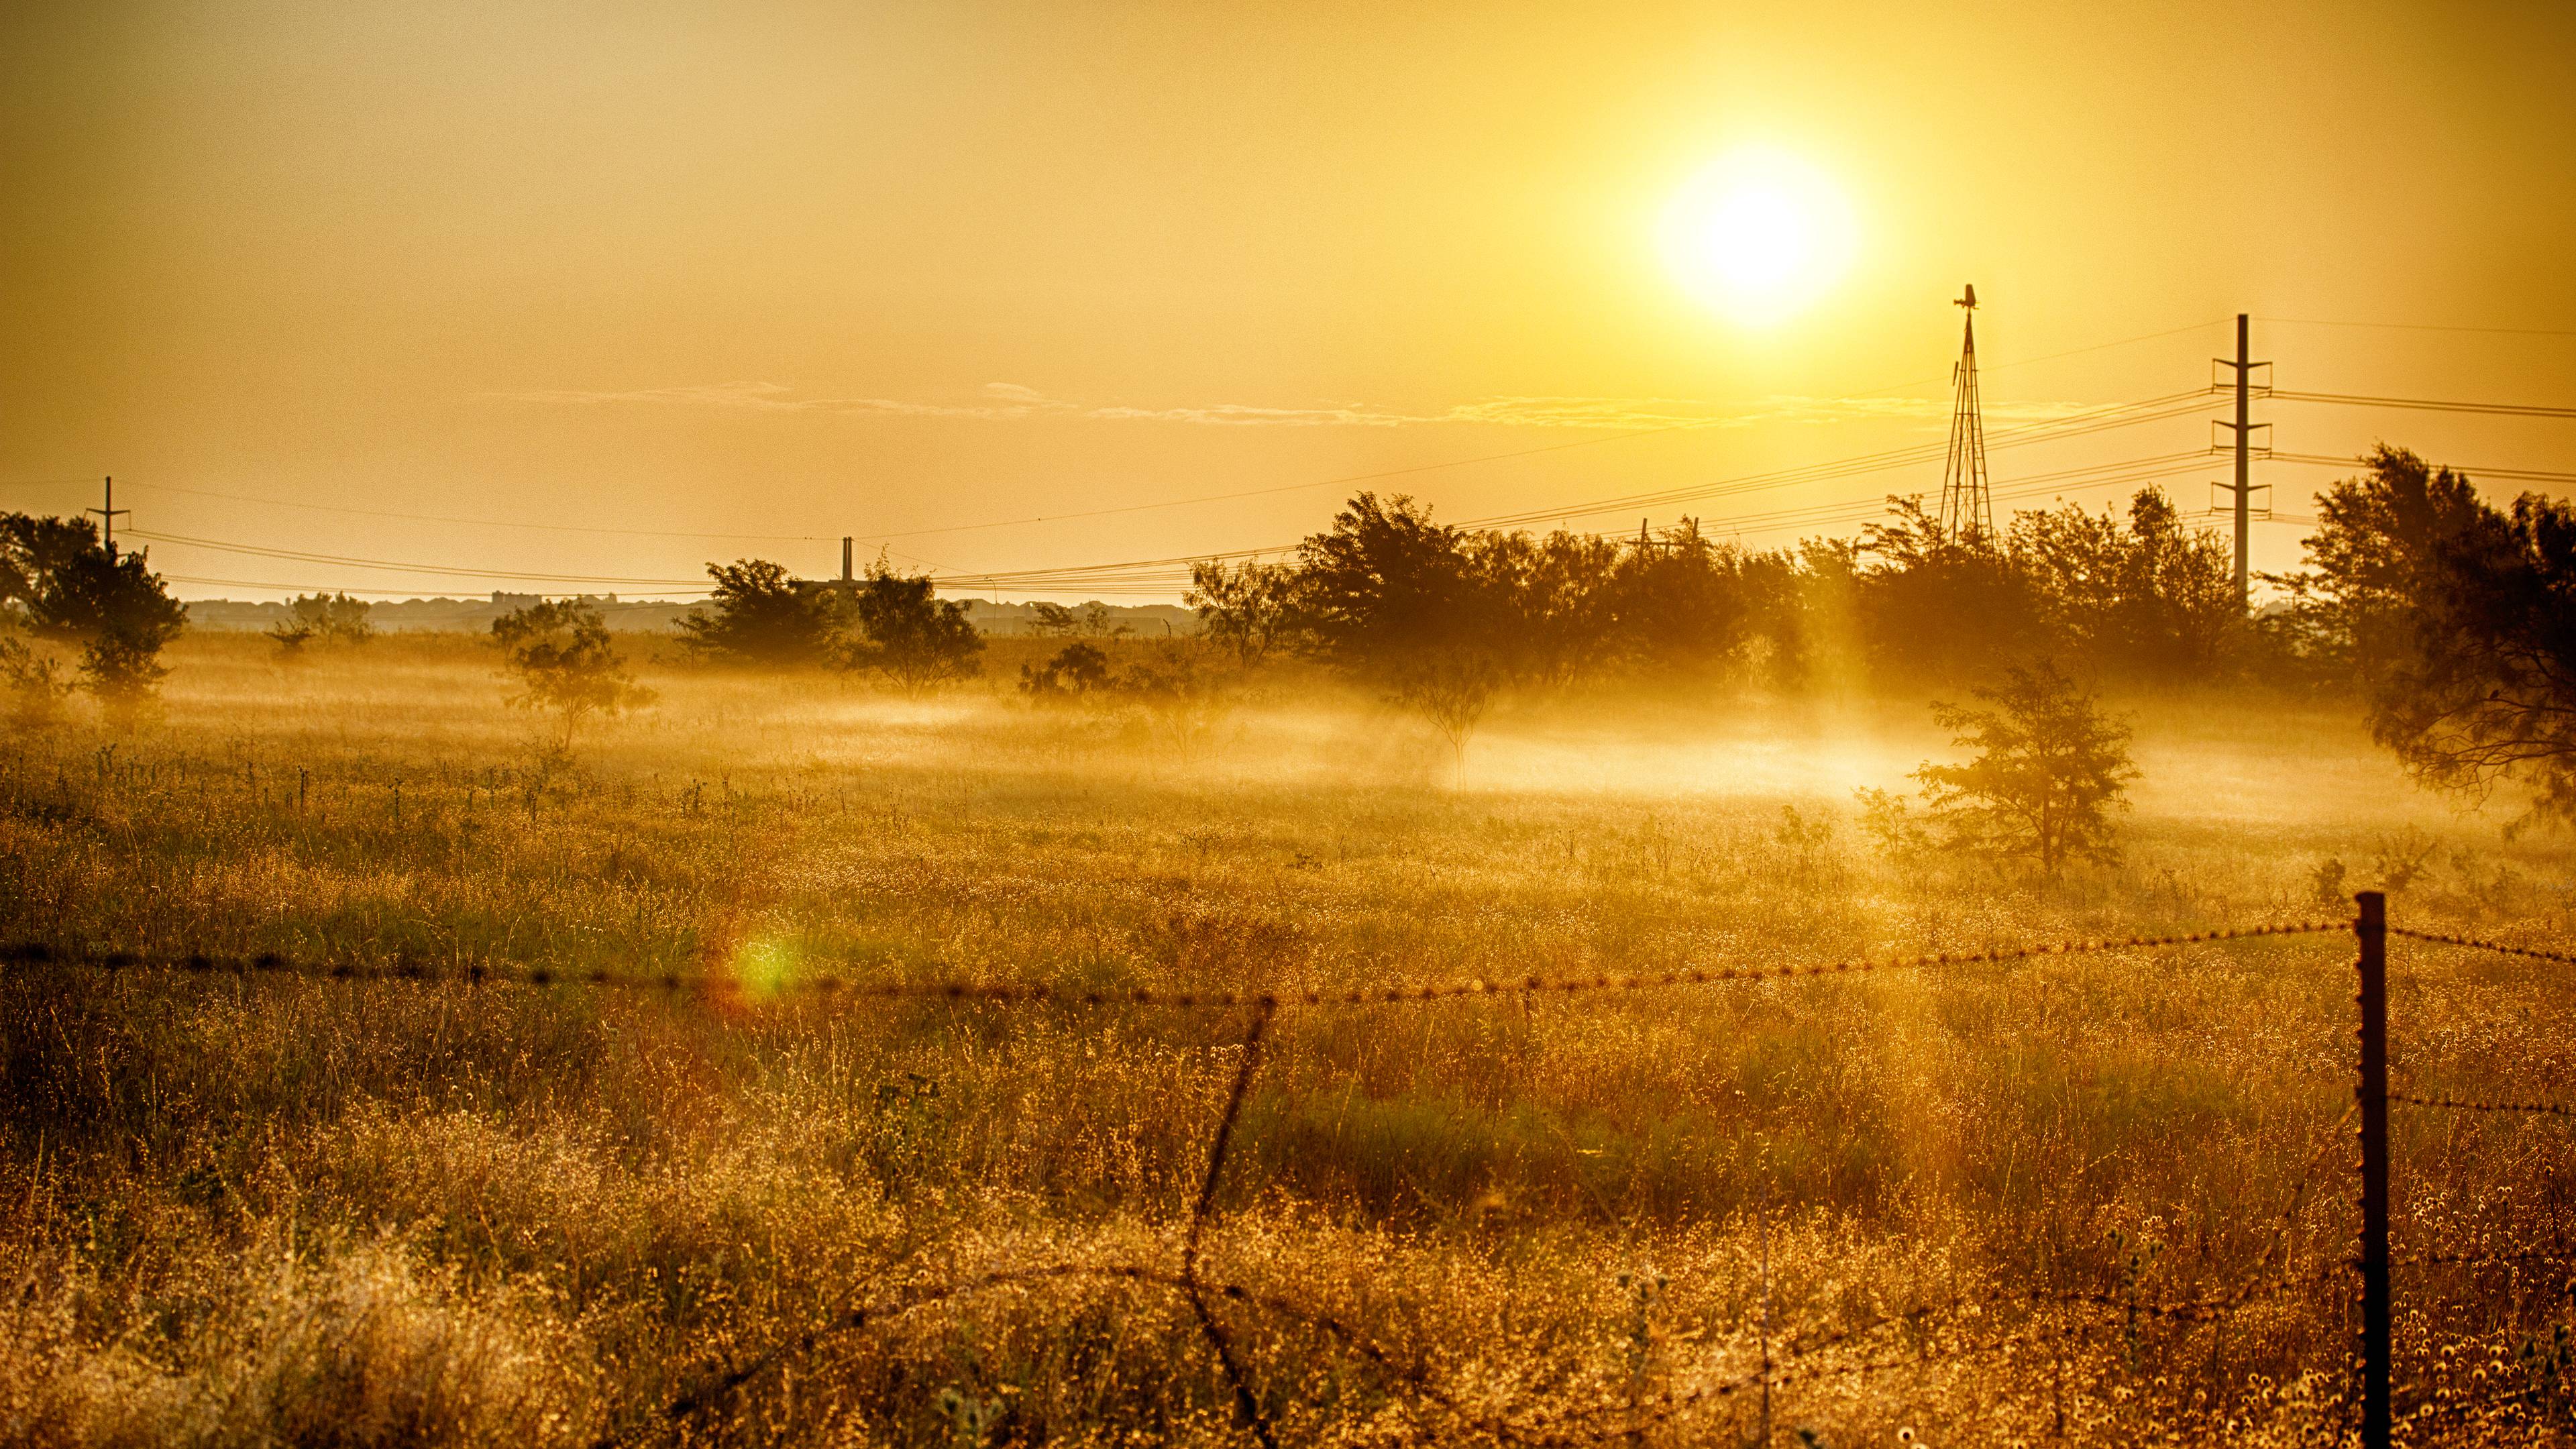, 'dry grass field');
4,633,2573,1446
